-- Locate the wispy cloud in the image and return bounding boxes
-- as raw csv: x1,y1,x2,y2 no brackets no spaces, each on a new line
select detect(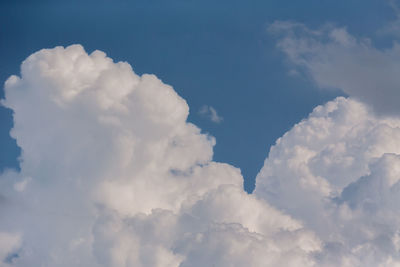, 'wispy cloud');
379,0,400,37
199,105,223,123
269,20,400,116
